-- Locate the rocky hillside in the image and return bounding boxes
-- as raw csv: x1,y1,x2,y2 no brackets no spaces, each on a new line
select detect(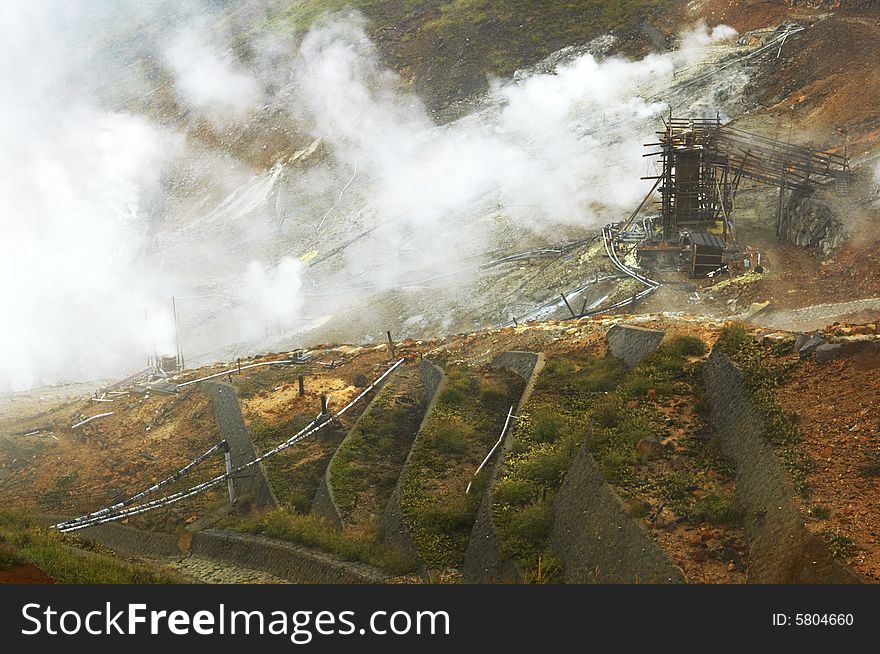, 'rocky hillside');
3,314,879,583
